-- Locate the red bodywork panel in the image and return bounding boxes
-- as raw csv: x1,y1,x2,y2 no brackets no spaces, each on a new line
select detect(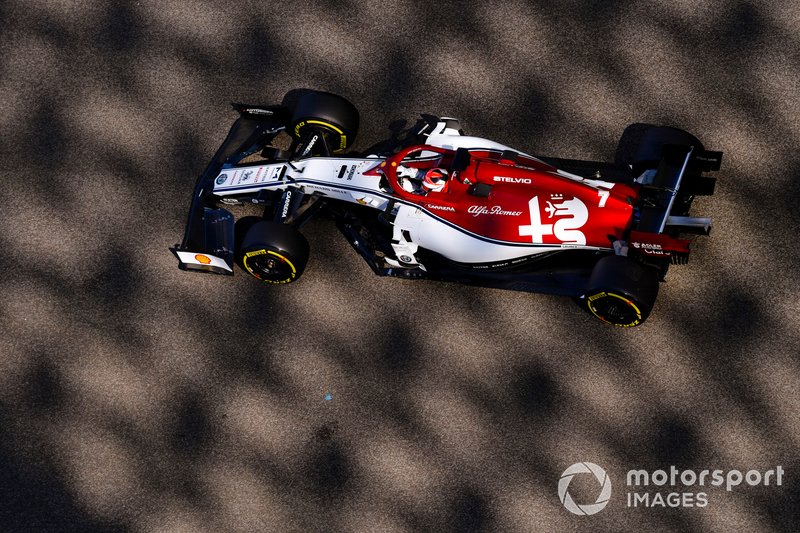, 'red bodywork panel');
381,145,640,248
